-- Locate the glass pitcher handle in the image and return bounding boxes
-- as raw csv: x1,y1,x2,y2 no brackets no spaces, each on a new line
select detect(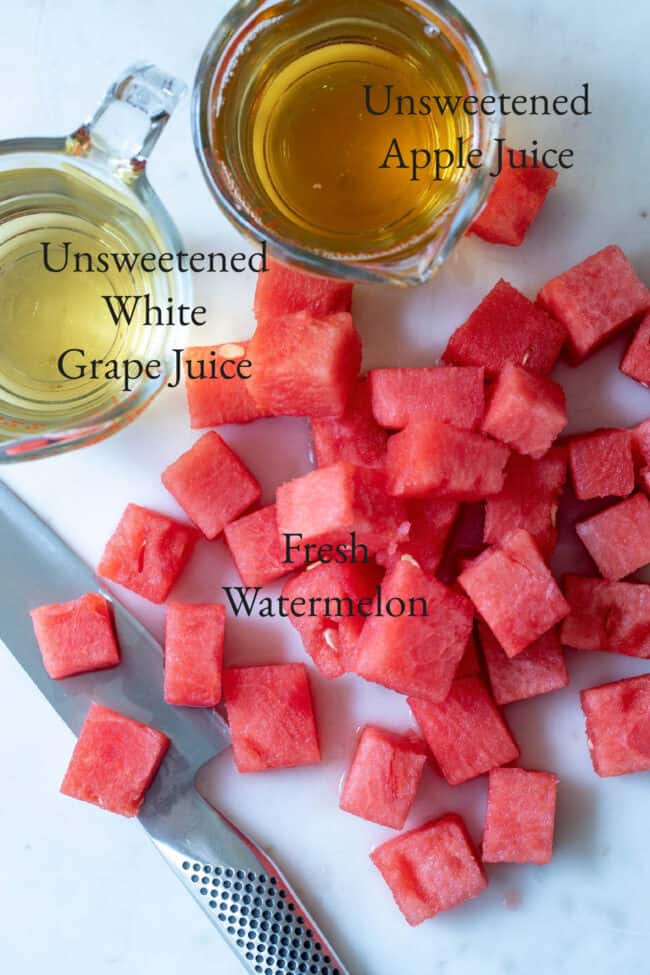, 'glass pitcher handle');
67,62,186,176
